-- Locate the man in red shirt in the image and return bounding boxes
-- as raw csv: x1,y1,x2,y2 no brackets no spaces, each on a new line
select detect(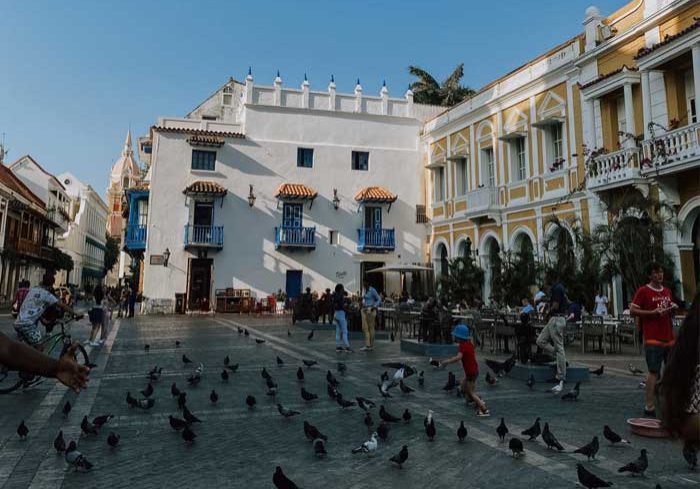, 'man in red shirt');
630,262,677,417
